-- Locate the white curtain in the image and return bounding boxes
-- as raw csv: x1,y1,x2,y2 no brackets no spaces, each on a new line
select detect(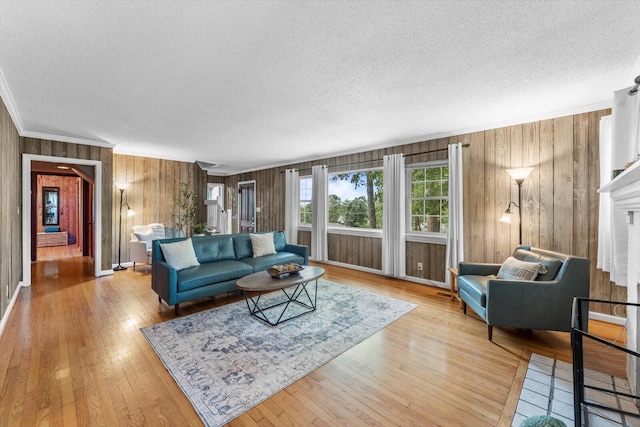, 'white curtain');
284,169,299,244
382,153,406,277
445,143,464,287
311,165,328,261
613,87,640,169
